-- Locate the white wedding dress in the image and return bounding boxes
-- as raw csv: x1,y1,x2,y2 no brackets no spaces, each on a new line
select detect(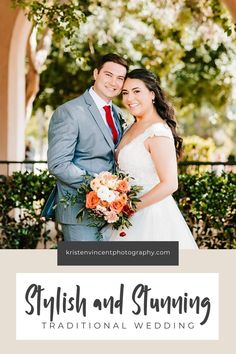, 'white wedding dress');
102,123,198,249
